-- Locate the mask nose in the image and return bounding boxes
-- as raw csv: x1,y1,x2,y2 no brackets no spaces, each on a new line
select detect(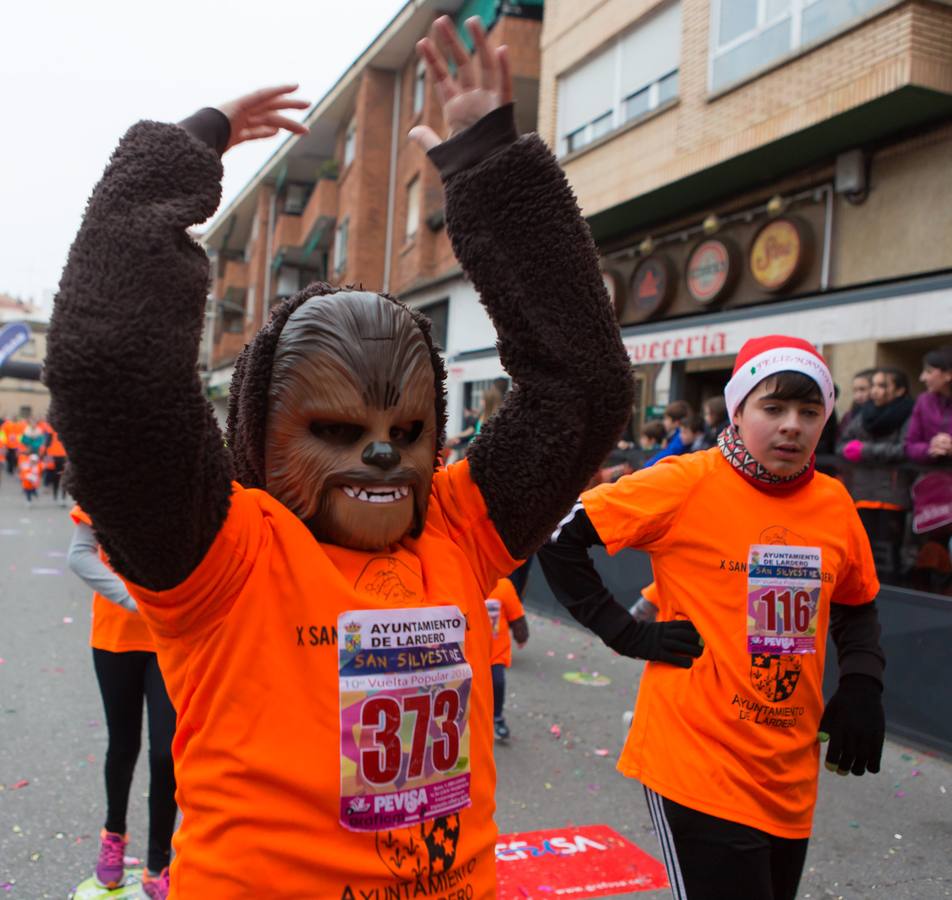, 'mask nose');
362,441,401,470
